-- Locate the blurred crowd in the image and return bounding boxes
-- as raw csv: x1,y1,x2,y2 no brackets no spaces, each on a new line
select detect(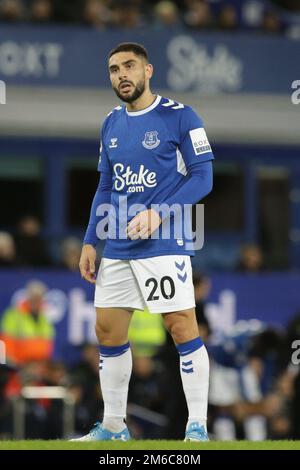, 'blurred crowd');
0,272,300,440
0,216,82,271
0,0,299,36
0,215,268,273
